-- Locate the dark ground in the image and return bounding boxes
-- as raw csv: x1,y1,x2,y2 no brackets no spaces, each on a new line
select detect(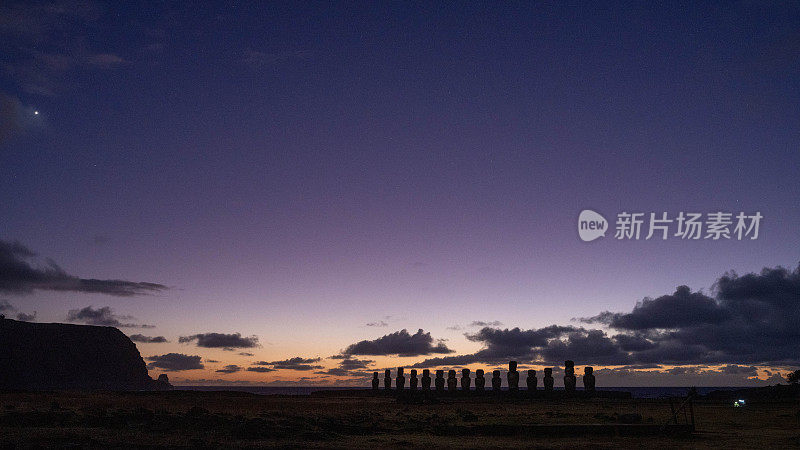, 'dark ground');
0,390,798,448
